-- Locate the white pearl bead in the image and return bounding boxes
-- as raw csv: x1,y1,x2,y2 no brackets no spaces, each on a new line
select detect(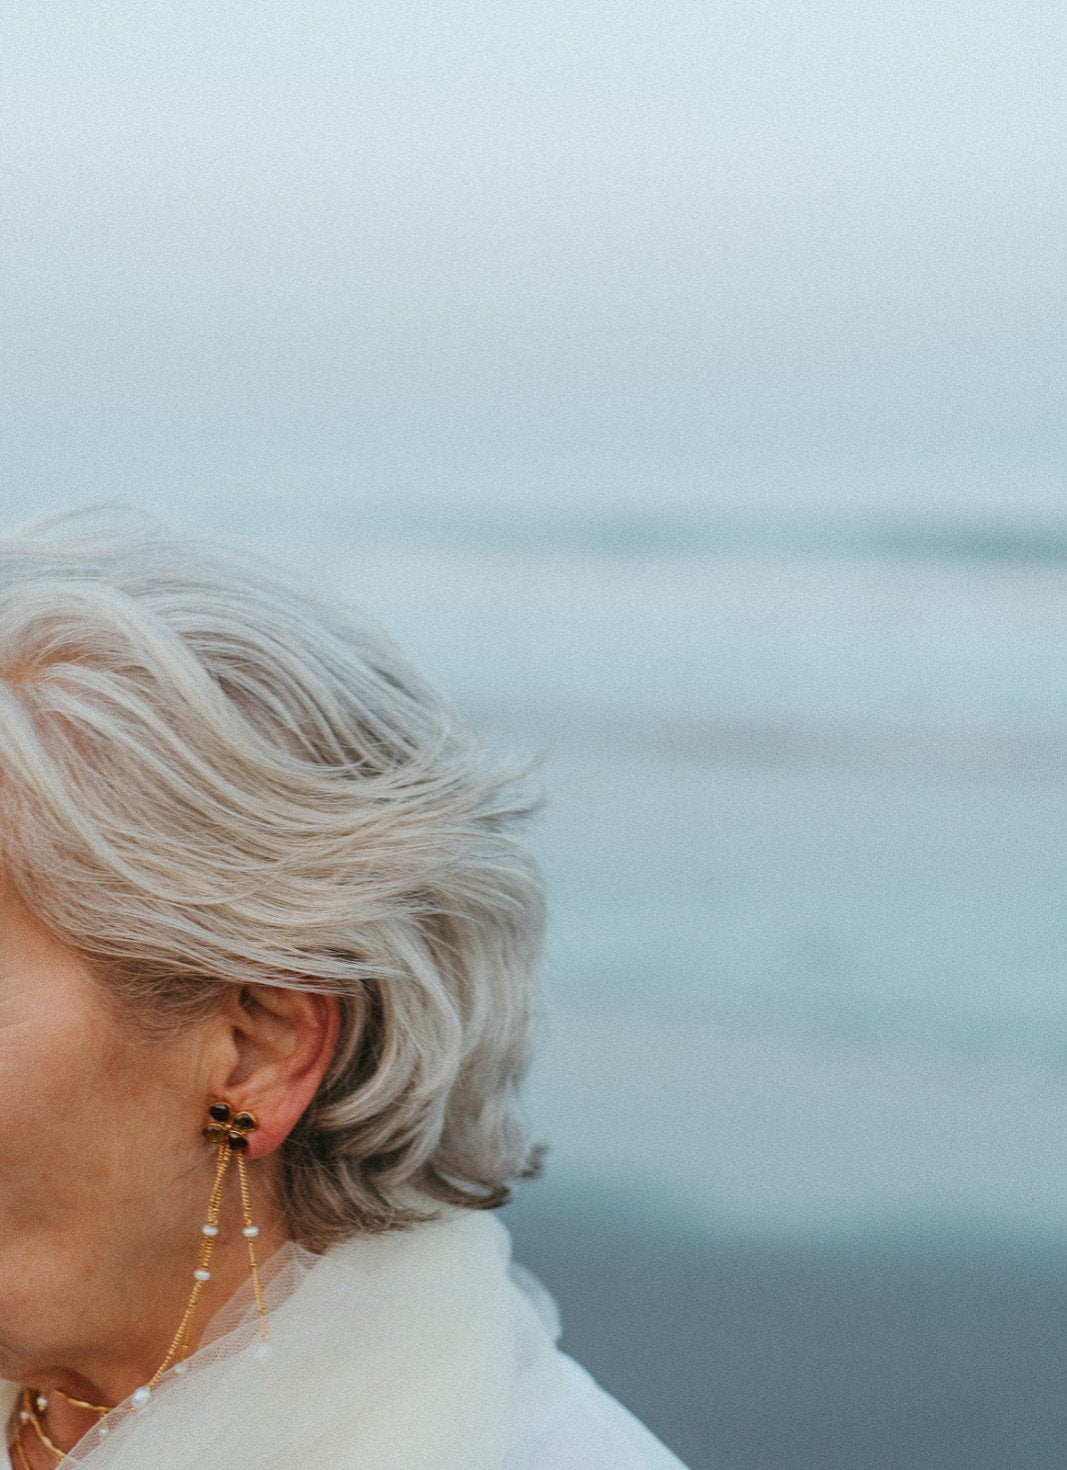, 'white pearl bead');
194,1268,211,1282
242,1225,259,1239
19,1410,30,1423
201,1223,219,1237
35,1396,47,1412
131,1387,151,1409
254,1341,273,1360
